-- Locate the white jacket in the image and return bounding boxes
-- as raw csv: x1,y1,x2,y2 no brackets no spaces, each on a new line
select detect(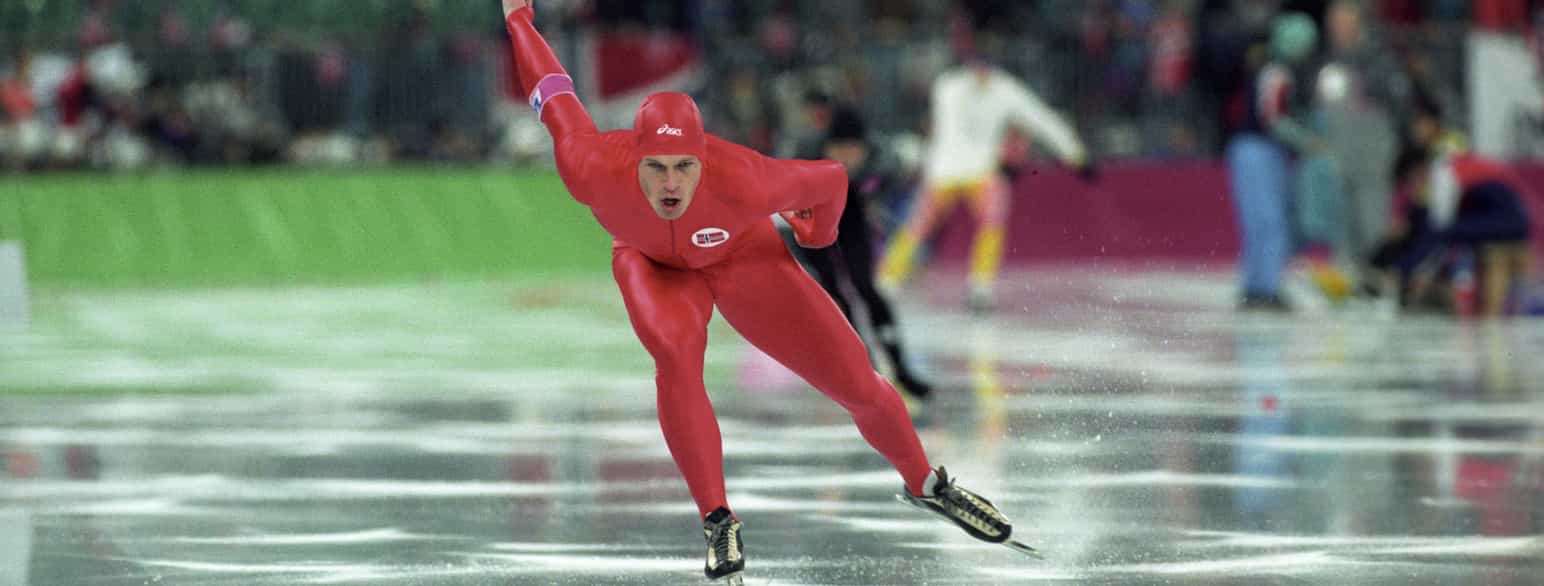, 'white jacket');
925,67,1086,185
